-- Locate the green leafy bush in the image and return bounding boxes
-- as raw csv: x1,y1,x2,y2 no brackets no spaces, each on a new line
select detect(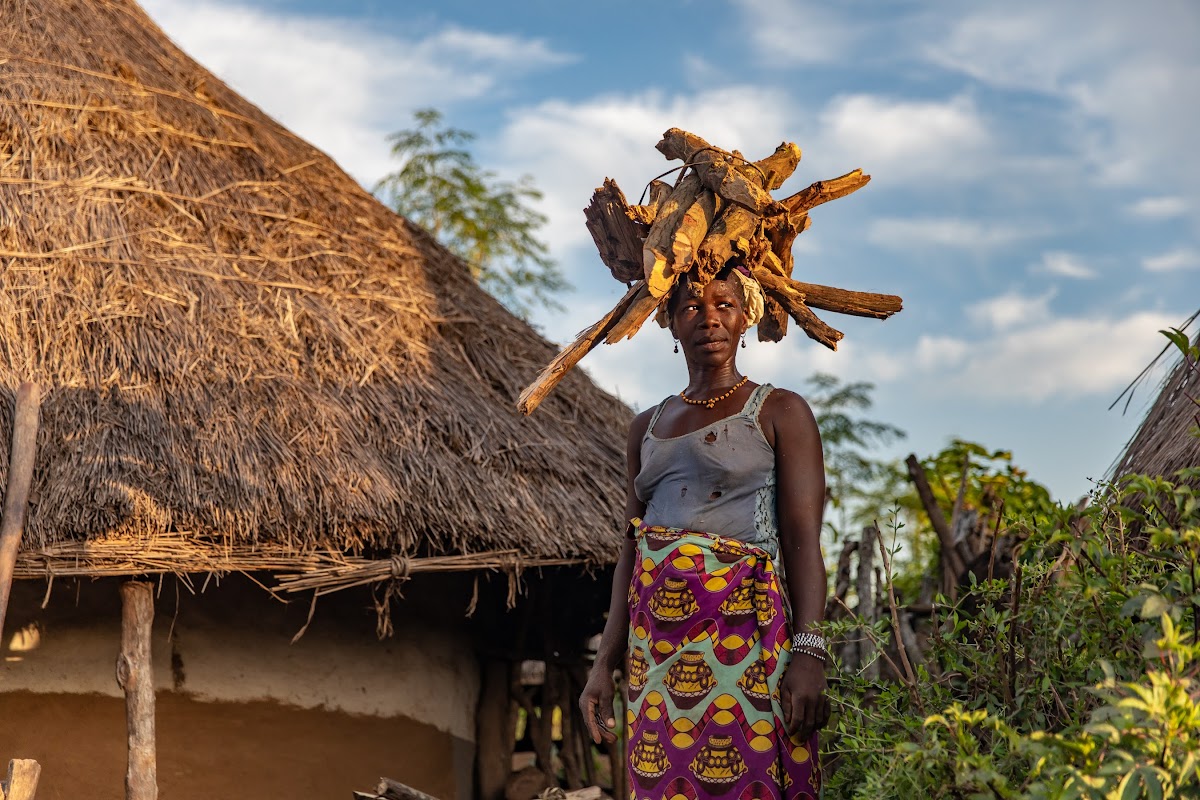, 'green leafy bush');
822,471,1200,799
